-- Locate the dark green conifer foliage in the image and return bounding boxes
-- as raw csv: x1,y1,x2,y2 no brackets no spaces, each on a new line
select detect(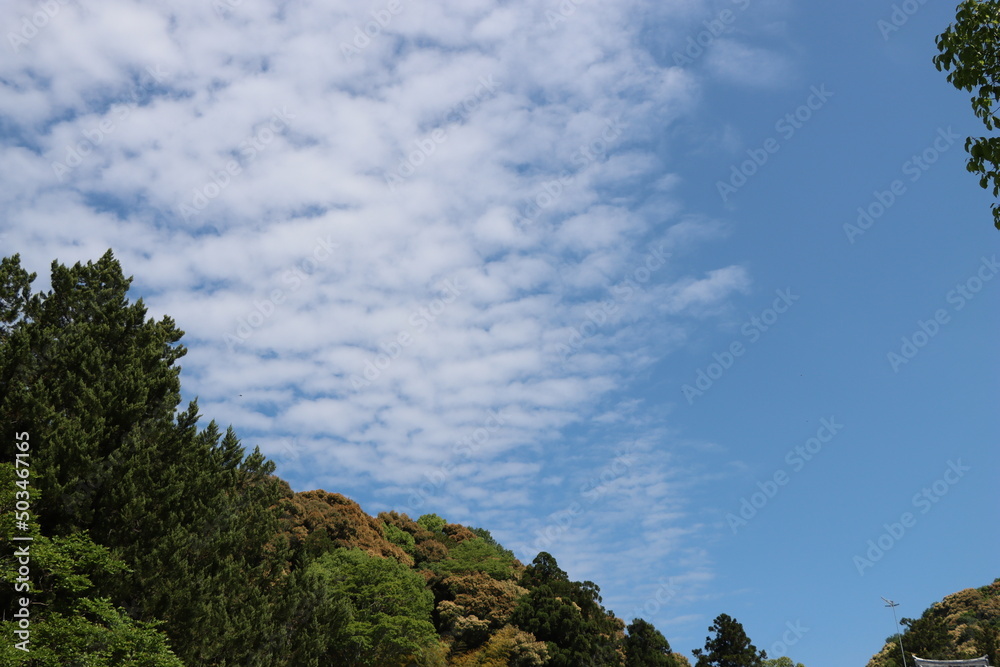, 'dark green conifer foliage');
510,552,624,666
897,609,952,661
0,251,185,535
0,251,351,666
692,614,767,667
0,463,184,666
625,618,678,666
